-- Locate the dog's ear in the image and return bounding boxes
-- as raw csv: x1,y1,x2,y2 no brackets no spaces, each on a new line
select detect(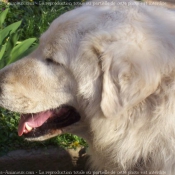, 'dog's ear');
98,41,161,117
